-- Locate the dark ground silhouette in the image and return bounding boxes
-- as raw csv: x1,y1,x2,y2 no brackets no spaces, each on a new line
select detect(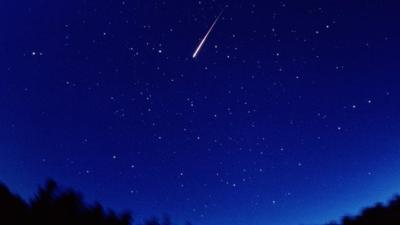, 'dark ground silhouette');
0,180,181,225
1,180,400,225
326,195,400,225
